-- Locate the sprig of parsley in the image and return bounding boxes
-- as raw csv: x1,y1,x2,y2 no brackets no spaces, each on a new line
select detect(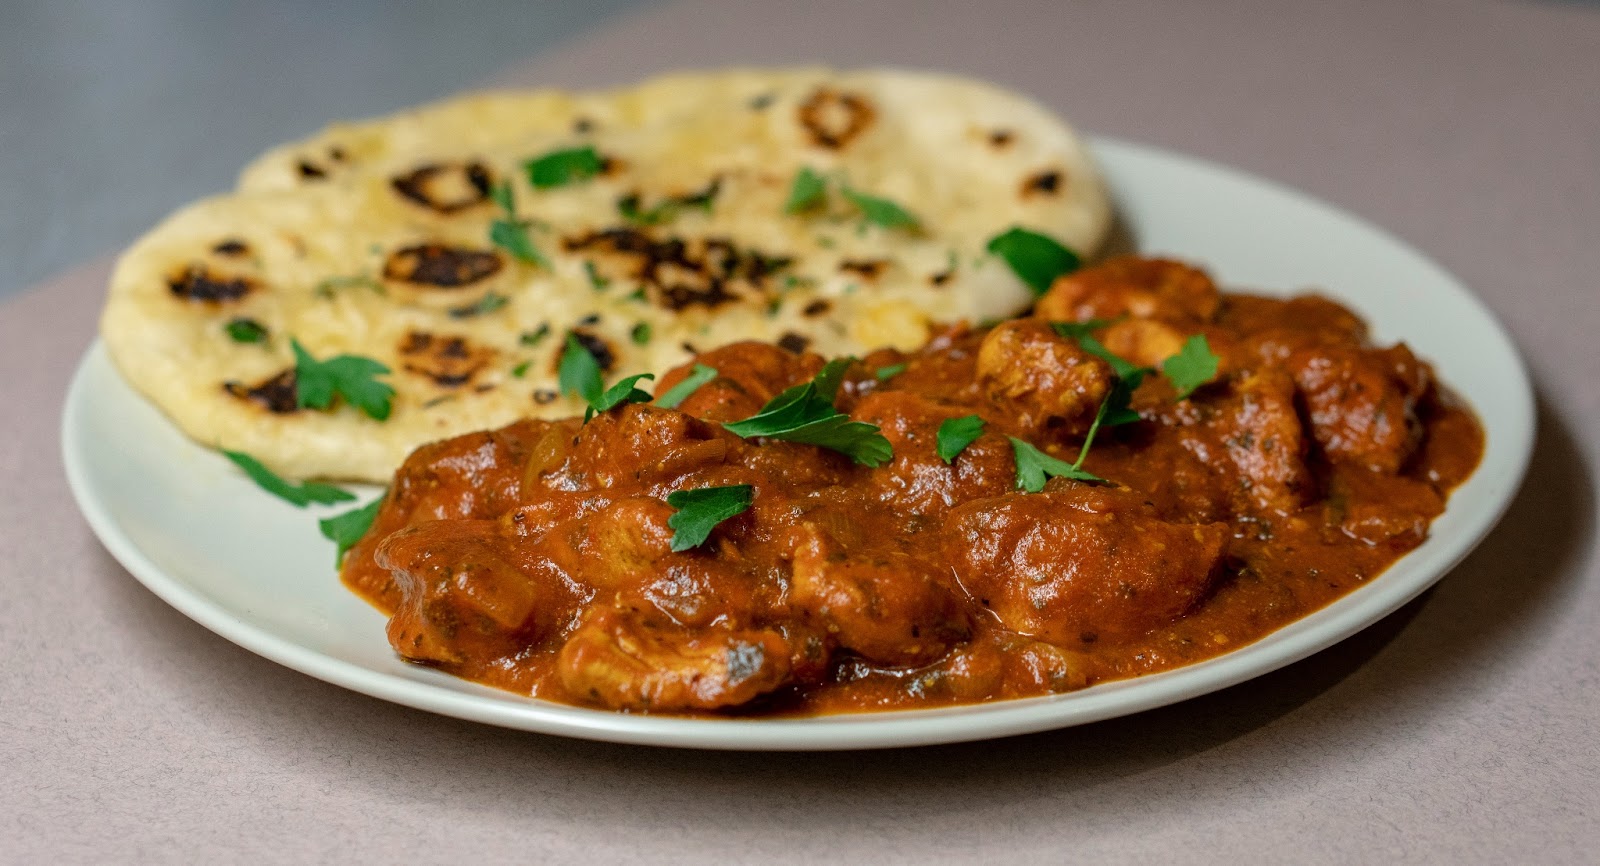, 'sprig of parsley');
655,363,718,409
319,495,385,565
1009,437,1104,492
840,185,919,231
722,358,893,466
784,167,828,214
488,182,549,267
665,484,754,551
936,415,986,464
874,362,907,381
558,333,654,420
524,146,604,189
617,179,720,226
223,450,356,507
1161,334,1220,398
225,318,268,344
291,339,395,421
987,227,1082,295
